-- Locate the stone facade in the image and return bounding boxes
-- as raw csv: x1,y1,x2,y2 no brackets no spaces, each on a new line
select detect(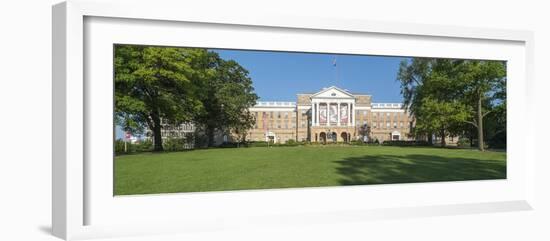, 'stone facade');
247,86,417,143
